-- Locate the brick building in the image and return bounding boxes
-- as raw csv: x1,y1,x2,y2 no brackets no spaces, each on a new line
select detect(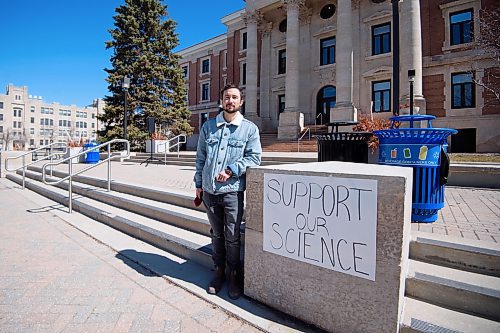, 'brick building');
0,84,104,151
179,0,499,152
